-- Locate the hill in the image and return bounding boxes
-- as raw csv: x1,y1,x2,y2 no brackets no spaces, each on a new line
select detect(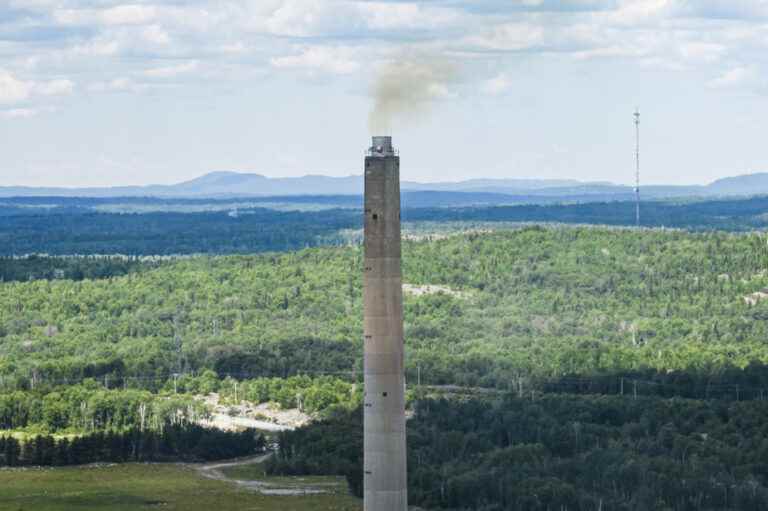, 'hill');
3,227,768,390
3,227,768,509
3,171,768,201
